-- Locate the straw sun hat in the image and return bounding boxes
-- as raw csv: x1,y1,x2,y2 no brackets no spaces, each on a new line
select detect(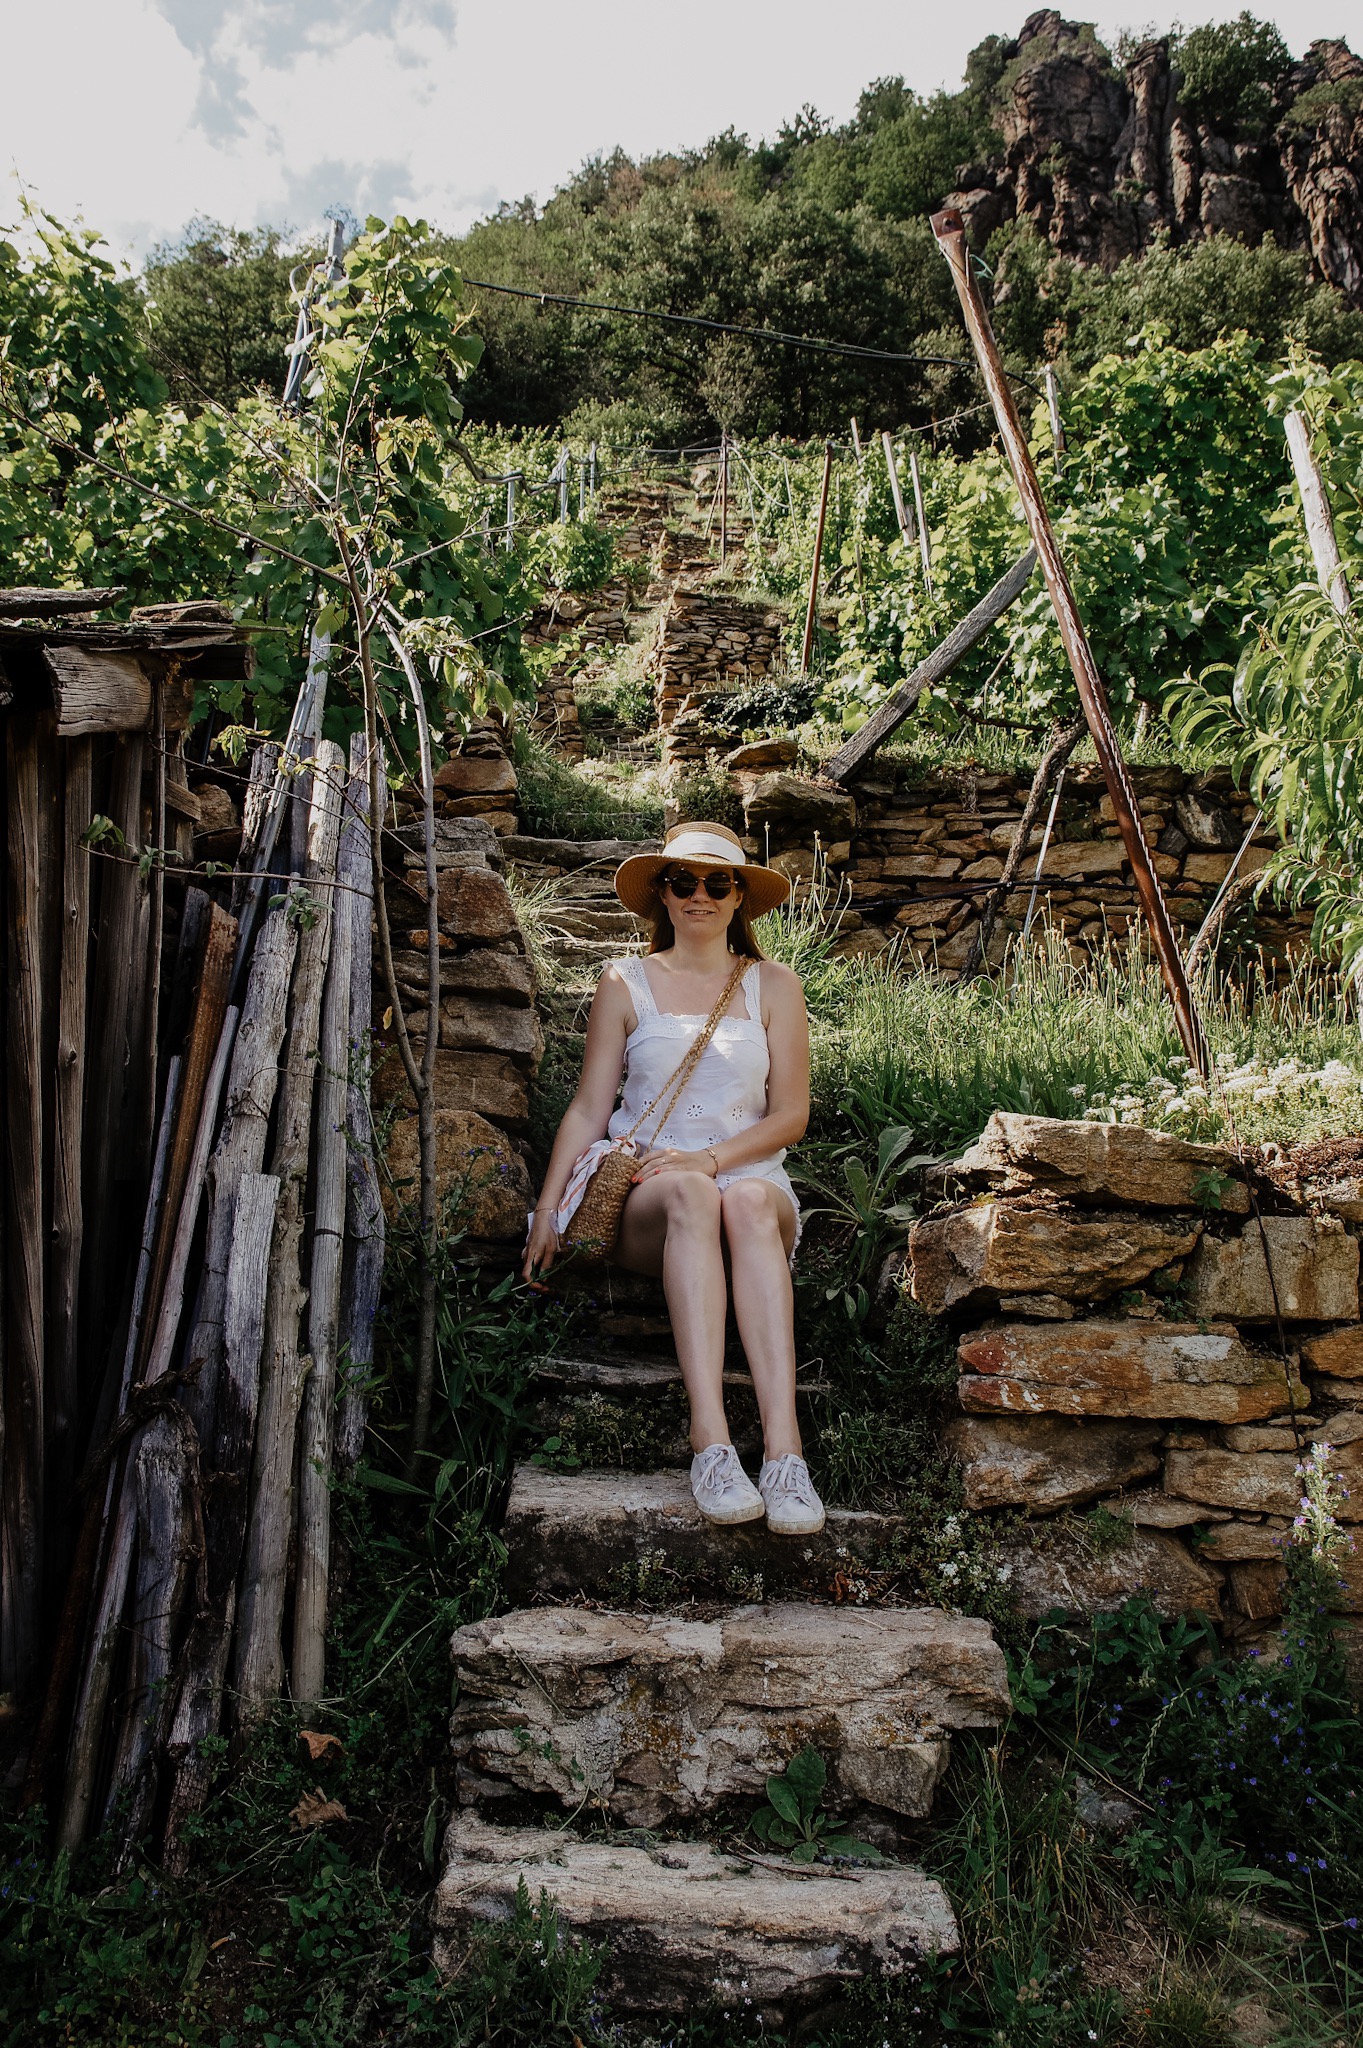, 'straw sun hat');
614,822,791,920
